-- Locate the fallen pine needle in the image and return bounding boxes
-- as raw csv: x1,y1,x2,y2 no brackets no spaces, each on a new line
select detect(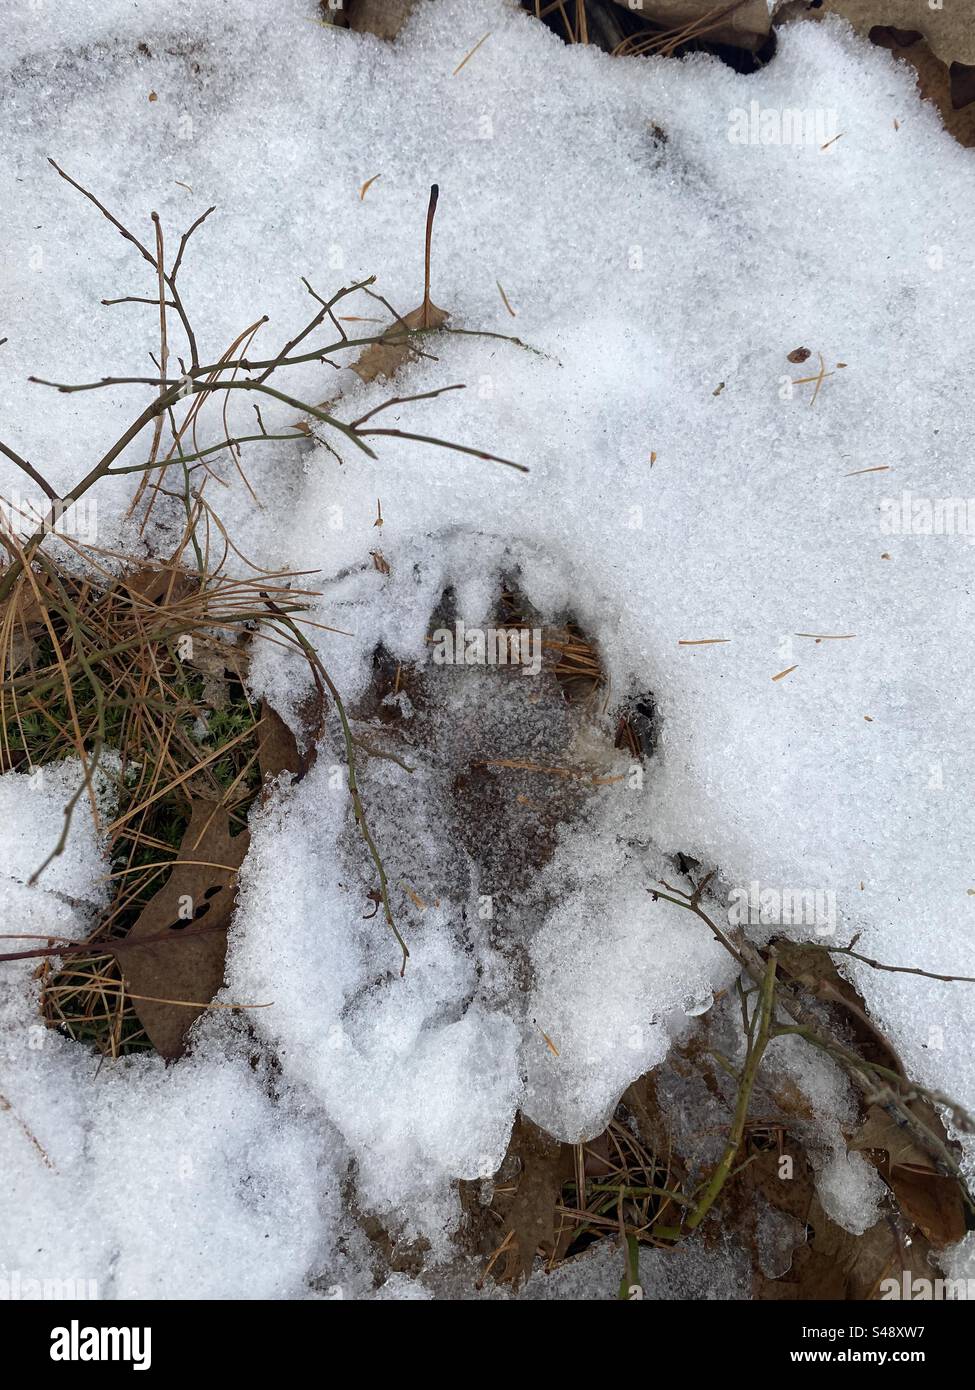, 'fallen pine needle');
678,638,731,646
810,352,830,406
122,992,272,1010
772,665,798,682
103,858,241,882
496,280,517,317
845,465,890,476
0,1092,56,1169
359,174,381,200
453,31,490,75
478,1230,515,1288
